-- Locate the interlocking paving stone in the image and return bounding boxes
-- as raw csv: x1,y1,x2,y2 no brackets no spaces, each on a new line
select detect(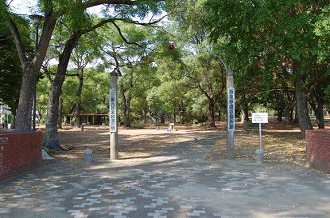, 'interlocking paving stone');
0,208,10,214
0,133,329,218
